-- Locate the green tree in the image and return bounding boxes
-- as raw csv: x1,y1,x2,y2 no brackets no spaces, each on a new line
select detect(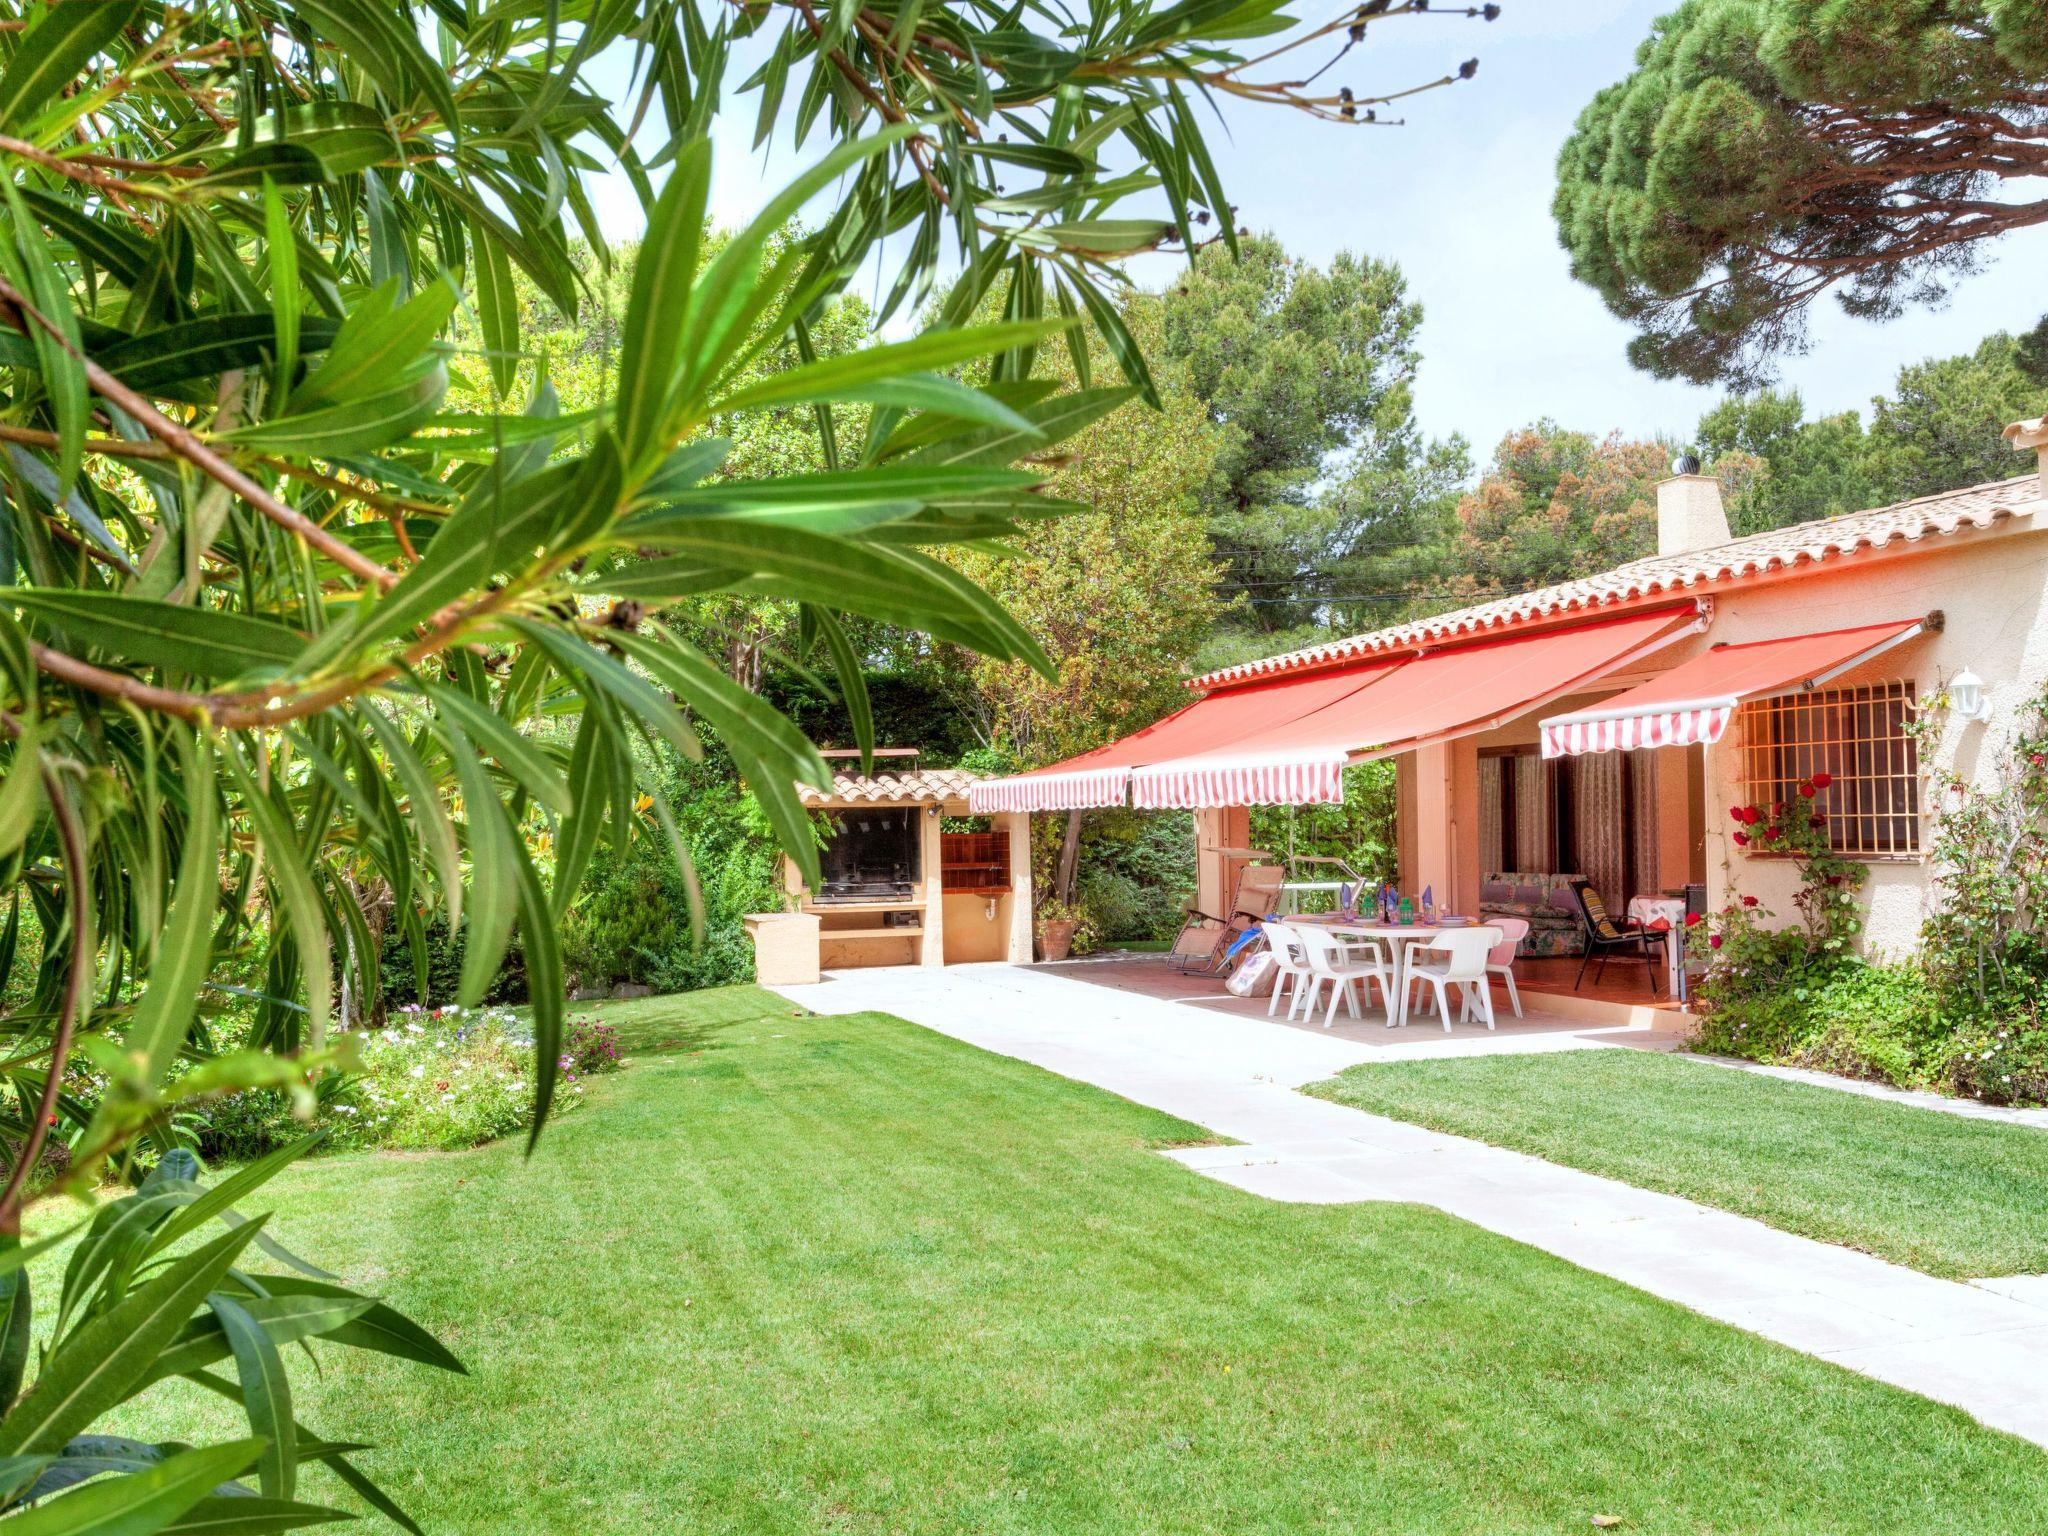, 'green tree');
0,0,1490,1525
1695,335,2048,533
1160,234,1430,637
1556,0,2048,386
1437,424,1676,598
1867,333,2048,501
945,313,1222,767
943,300,1224,901
1310,430,1473,639
1696,389,1877,533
